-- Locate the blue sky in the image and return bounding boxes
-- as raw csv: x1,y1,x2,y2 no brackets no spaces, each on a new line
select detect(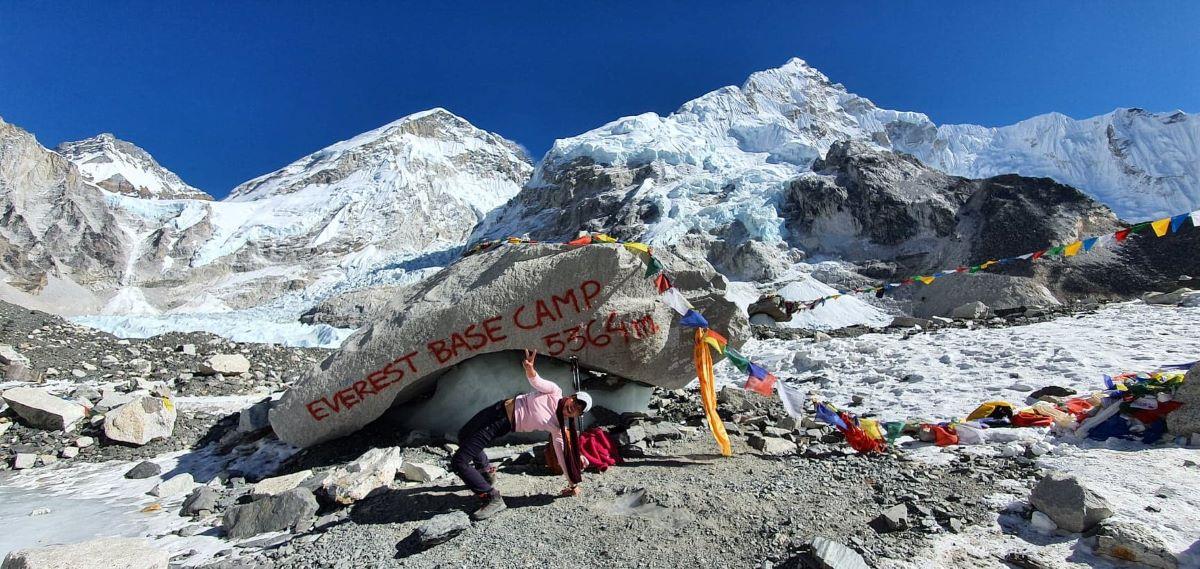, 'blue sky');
2,2,1197,198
